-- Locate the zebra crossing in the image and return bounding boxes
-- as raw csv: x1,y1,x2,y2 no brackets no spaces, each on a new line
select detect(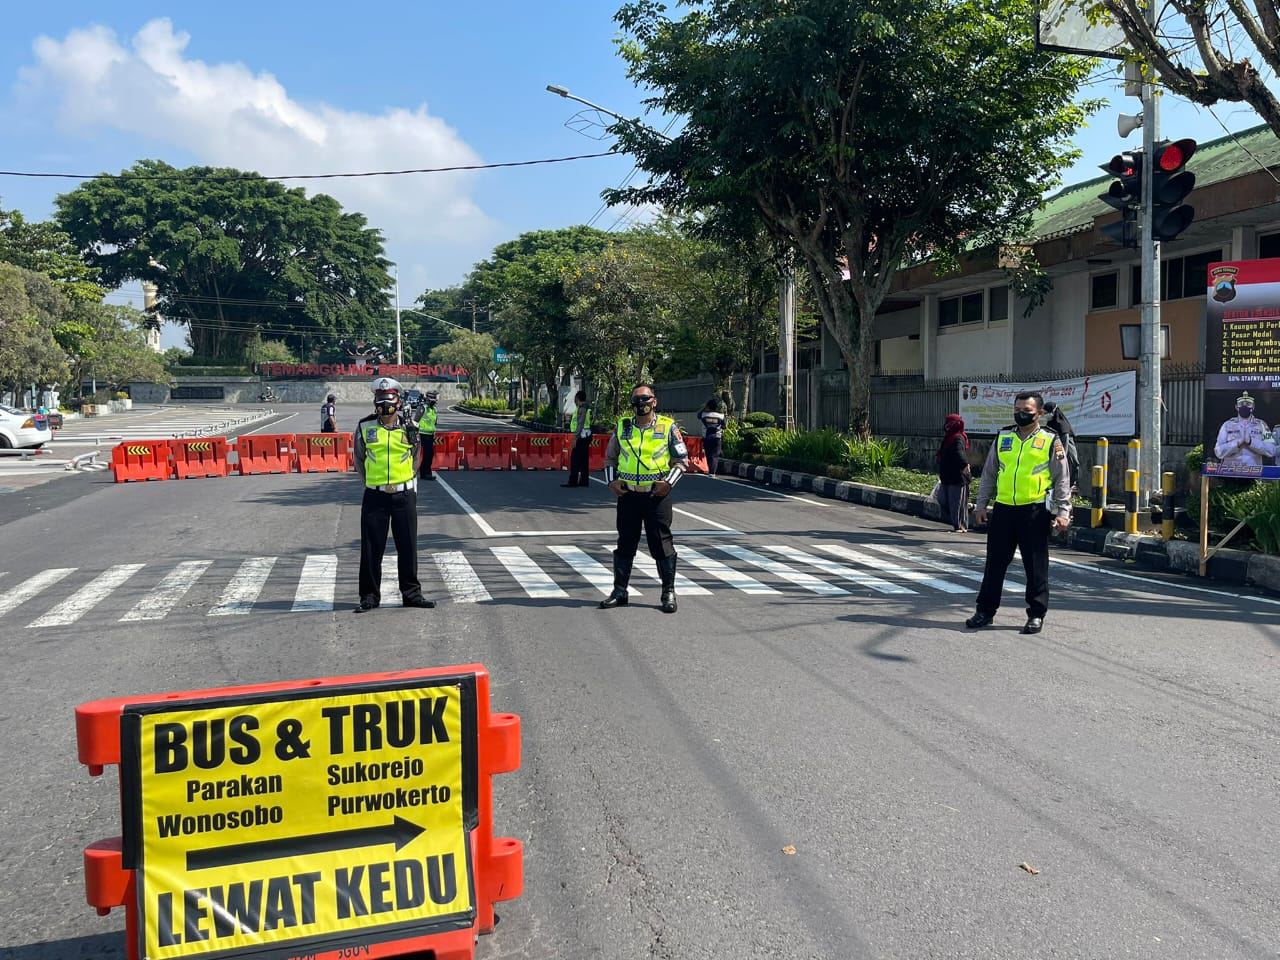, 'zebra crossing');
49,405,276,446
0,541,1108,630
